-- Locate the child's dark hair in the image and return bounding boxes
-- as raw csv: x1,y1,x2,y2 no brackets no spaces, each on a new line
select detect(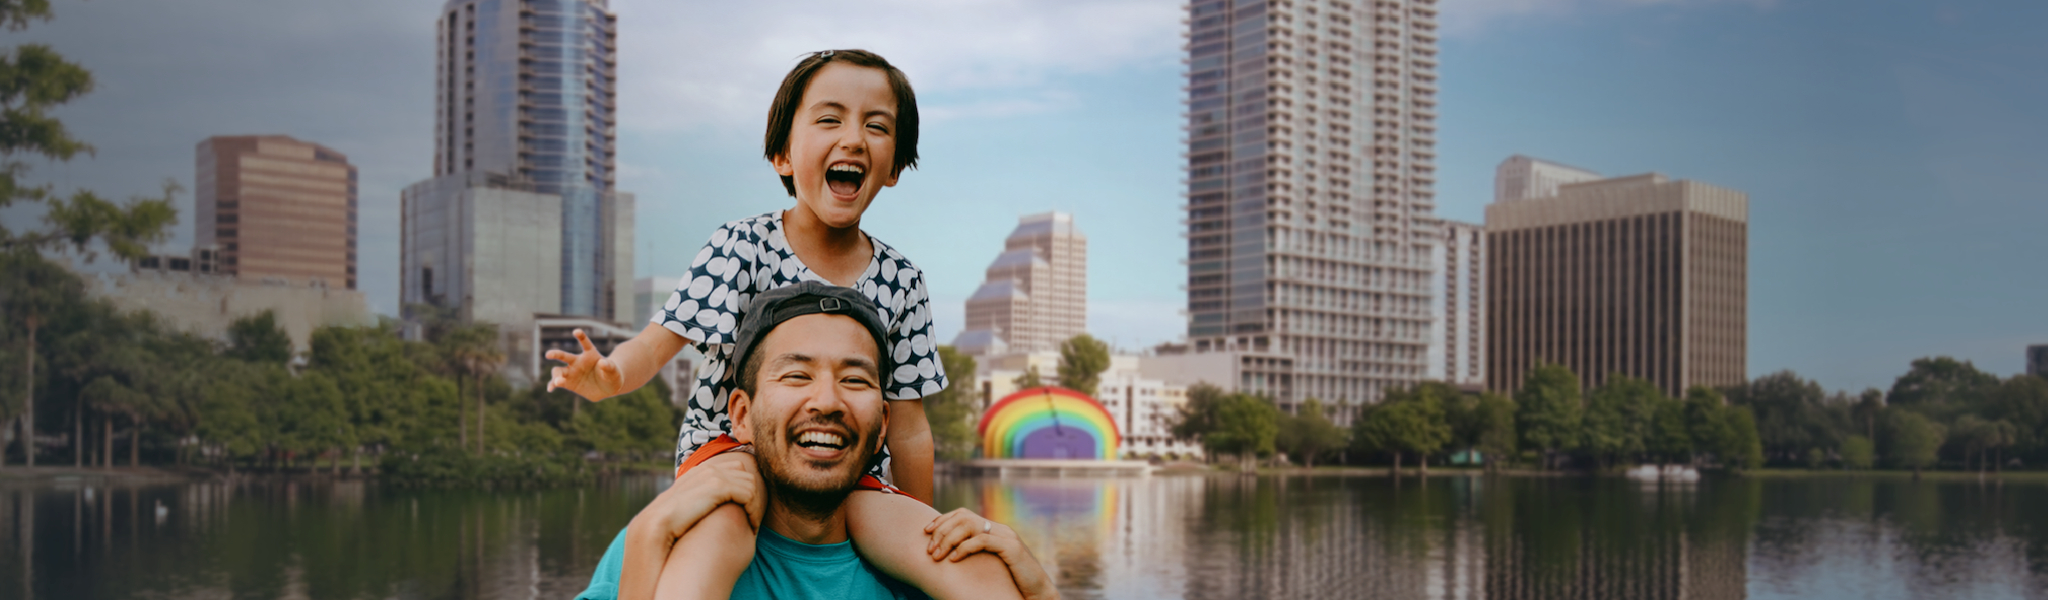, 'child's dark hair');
763,49,920,196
